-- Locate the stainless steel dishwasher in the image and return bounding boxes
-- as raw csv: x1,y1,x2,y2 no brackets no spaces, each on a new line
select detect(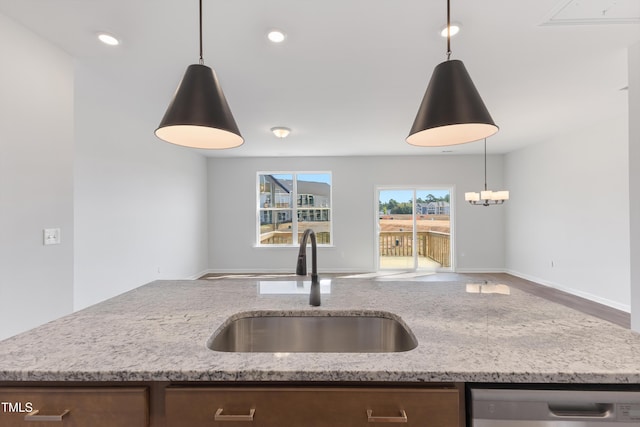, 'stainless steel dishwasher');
471,388,640,426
